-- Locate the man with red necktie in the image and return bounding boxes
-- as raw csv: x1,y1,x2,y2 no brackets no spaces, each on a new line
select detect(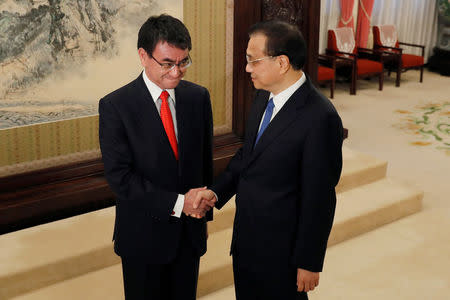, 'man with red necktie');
99,14,215,299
